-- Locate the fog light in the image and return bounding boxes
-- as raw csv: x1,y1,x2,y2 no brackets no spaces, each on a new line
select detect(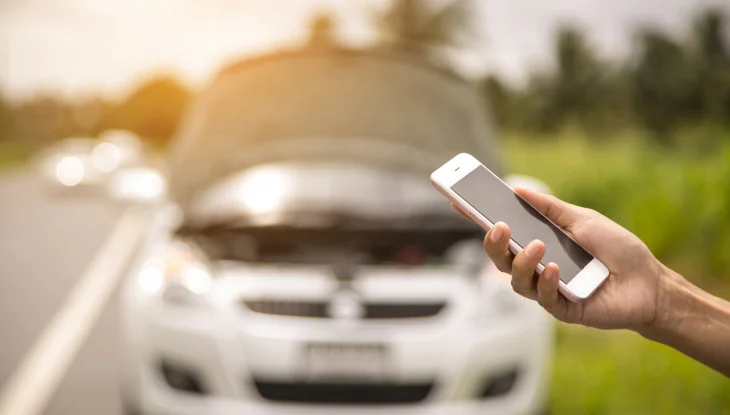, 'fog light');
479,369,519,398
159,361,206,395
